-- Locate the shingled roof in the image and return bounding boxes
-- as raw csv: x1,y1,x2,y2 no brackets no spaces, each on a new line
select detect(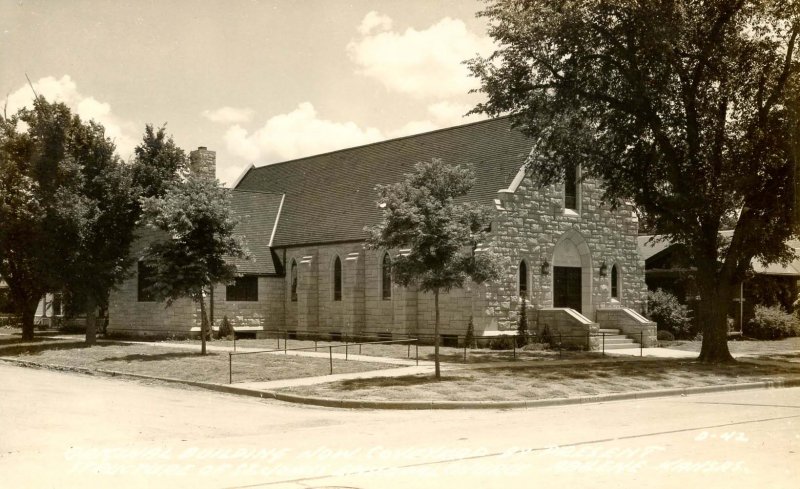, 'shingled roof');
235,117,534,248
229,189,284,275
